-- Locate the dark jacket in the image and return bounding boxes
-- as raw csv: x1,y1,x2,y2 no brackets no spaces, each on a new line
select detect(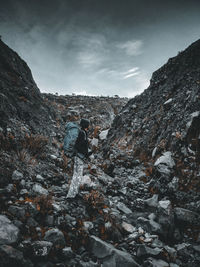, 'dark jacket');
74,129,89,158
